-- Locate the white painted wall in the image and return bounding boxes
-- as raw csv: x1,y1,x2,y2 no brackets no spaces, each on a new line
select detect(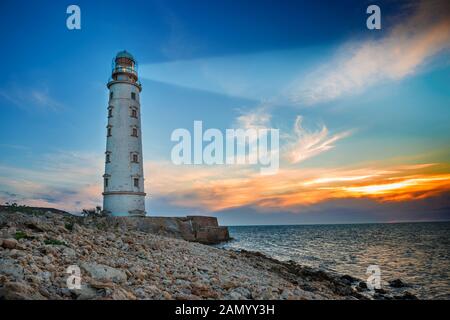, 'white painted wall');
103,62,146,216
